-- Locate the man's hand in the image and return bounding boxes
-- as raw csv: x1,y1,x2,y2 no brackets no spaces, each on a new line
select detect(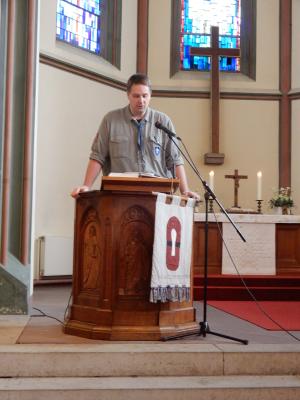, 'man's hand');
71,185,90,198
182,190,201,201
